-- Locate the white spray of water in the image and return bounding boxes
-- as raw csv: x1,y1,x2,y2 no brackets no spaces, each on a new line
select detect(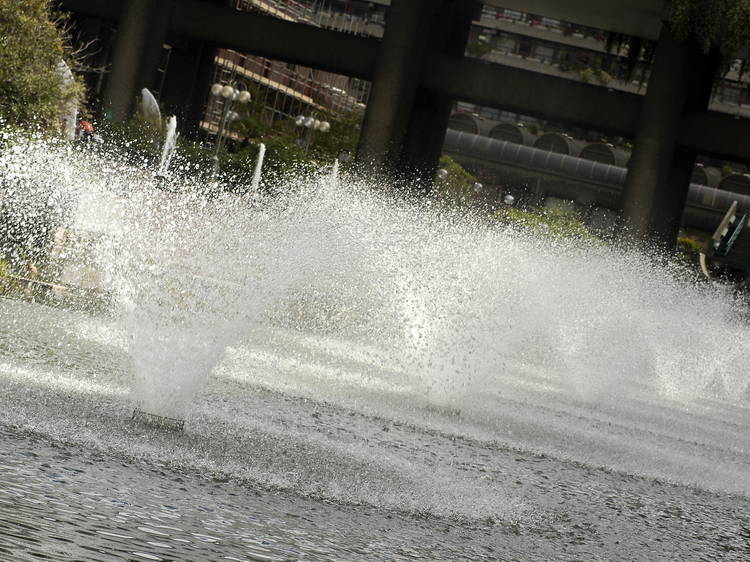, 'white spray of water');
57,61,77,141
331,158,340,185
2,133,750,504
157,115,178,177
251,142,265,191
139,88,161,126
